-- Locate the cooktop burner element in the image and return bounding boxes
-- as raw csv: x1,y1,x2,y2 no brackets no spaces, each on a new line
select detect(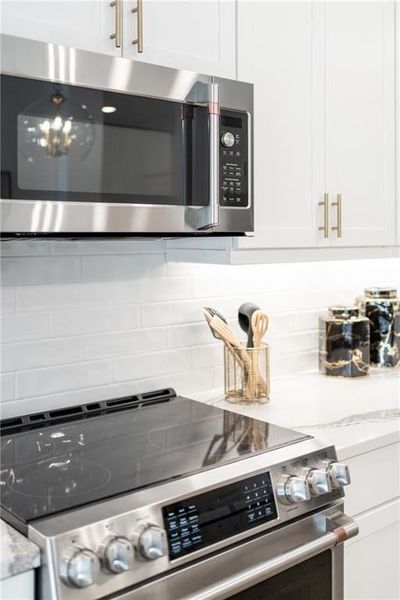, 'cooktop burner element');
0,389,309,527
